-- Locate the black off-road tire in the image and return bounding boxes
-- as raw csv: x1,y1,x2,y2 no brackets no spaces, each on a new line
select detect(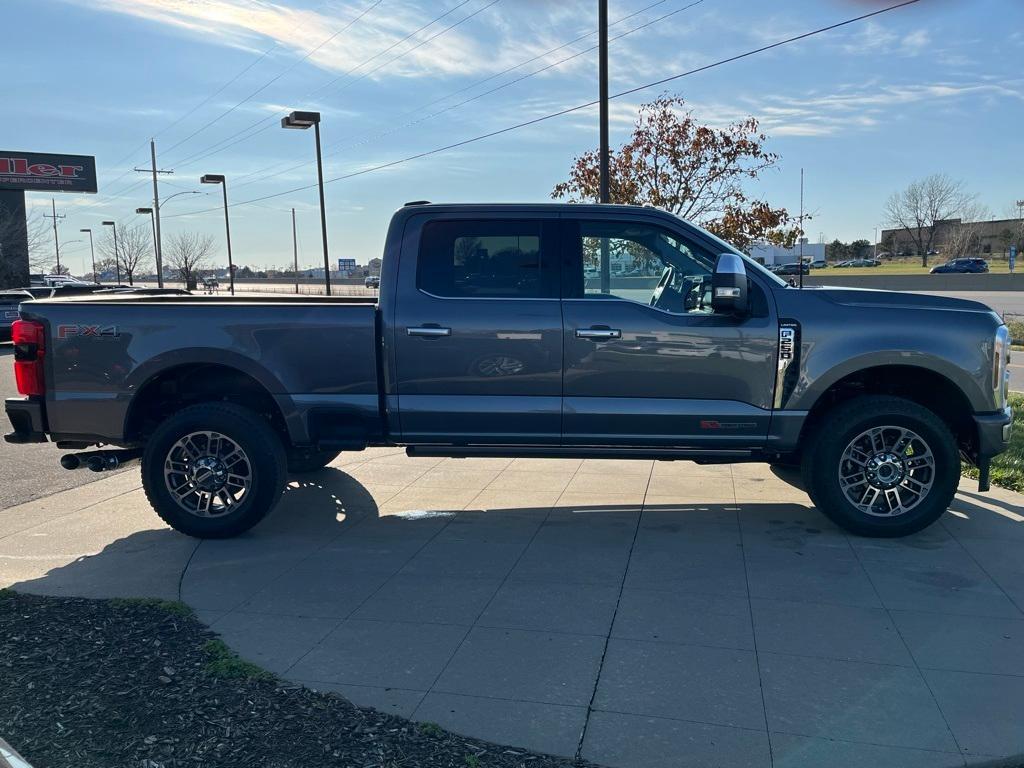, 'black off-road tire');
287,448,340,474
141,402,287,539
800,395,959,538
